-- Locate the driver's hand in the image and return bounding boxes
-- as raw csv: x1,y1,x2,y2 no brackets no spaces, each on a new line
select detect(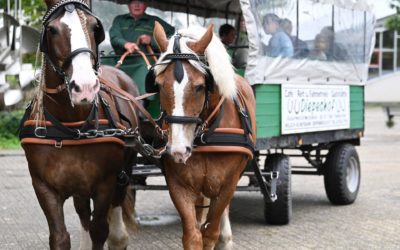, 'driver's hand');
124,42,139,53
138,35,151,45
